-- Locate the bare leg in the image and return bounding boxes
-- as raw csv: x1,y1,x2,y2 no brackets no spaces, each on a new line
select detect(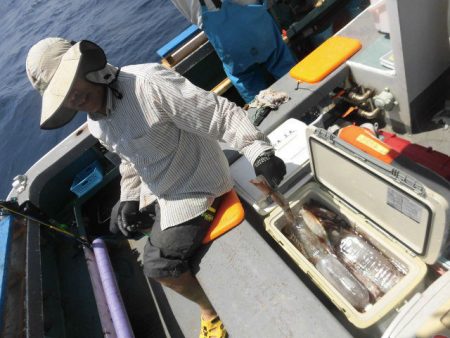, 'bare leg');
155,271,217,320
